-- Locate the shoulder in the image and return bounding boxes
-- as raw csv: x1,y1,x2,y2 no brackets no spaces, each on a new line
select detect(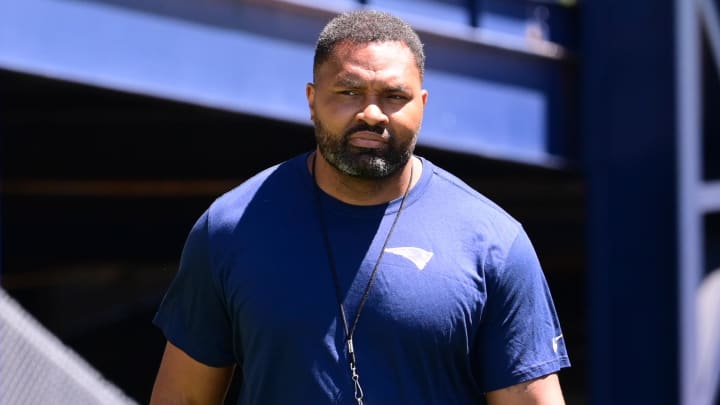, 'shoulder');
206,153,310,232
417,158,533,280
422,157,522,236
426,160,517,220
